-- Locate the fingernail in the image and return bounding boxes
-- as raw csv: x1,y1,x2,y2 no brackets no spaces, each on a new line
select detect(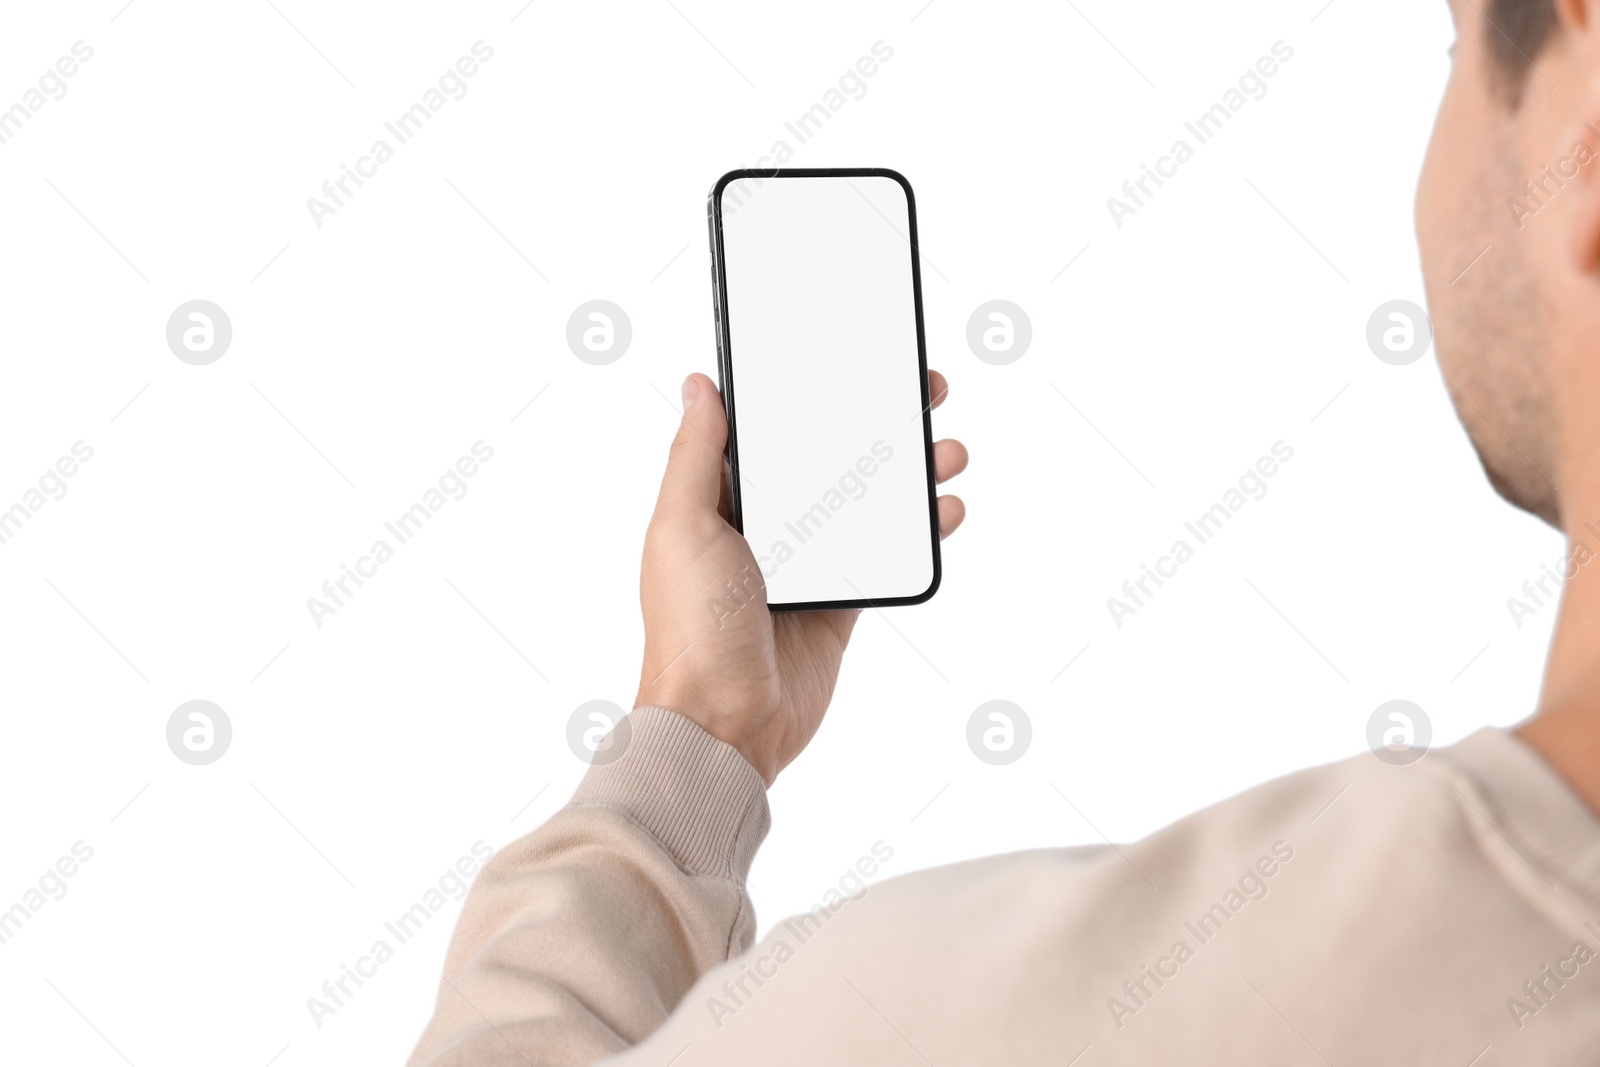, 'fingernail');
681,375,699,408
